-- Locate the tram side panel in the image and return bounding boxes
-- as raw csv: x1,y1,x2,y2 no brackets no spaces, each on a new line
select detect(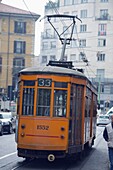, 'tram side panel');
68,84,97,154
